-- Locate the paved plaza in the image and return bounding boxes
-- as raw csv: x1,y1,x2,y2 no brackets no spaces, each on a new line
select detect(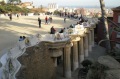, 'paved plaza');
0,15,77,56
